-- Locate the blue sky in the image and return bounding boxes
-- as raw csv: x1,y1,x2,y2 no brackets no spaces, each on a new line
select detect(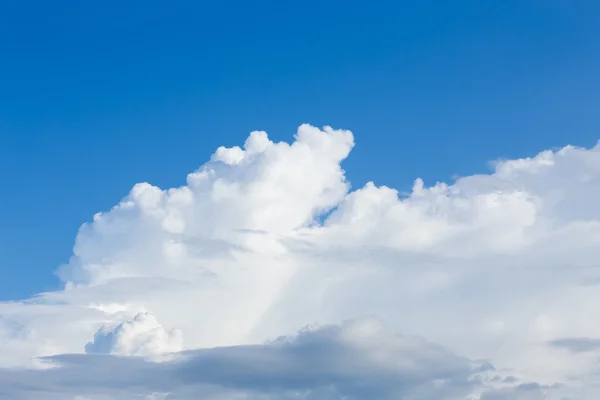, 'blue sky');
1,0,600,300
